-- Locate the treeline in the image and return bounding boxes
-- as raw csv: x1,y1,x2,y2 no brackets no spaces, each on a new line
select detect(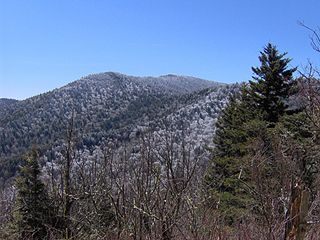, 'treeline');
1,35,320,239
